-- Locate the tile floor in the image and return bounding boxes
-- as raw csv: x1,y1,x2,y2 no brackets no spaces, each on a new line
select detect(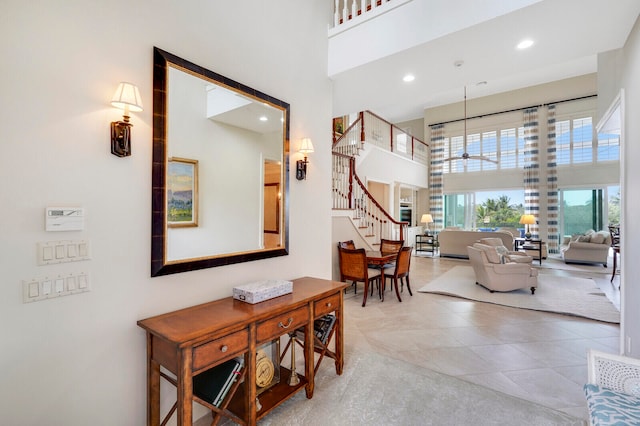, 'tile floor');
342,254,621,422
